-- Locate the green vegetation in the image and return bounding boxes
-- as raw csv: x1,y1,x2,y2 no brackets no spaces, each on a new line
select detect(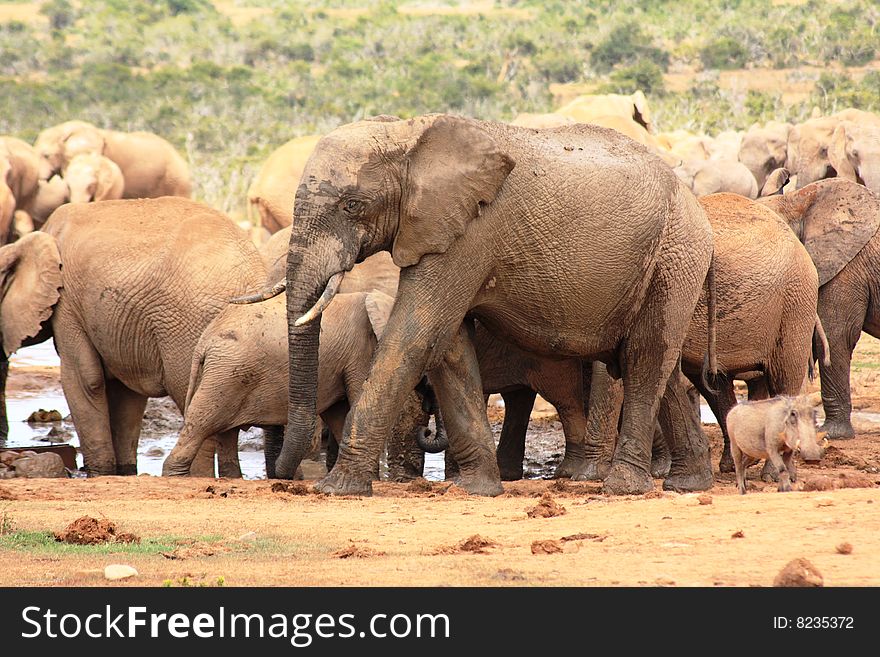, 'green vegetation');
1,0,878,218
0,530,180,555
